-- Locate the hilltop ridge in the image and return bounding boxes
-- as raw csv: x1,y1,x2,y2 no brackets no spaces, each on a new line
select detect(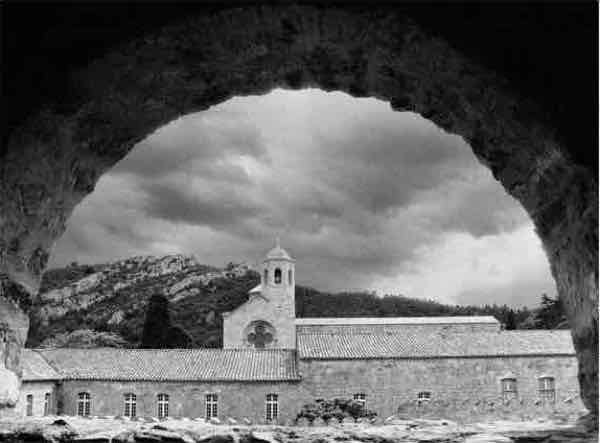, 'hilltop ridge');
28,254,536,349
